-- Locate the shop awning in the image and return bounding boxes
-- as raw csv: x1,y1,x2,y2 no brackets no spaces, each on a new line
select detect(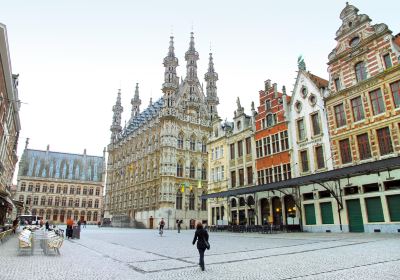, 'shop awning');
201,156,400,199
